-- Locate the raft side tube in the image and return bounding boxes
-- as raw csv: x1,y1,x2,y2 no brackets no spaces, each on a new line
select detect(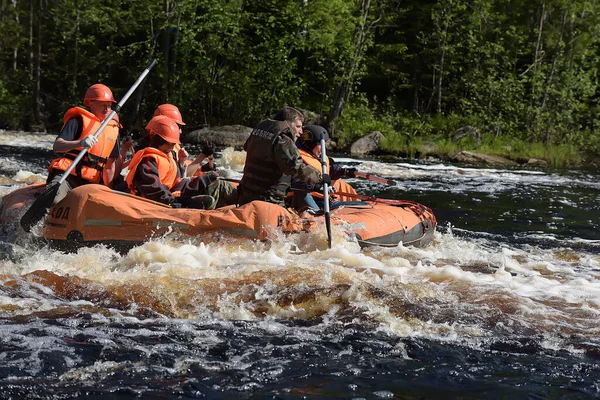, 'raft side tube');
43,184,304,245
4,183,437,251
